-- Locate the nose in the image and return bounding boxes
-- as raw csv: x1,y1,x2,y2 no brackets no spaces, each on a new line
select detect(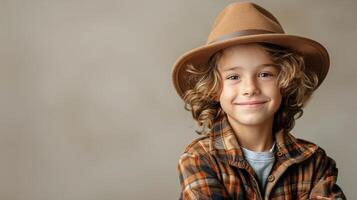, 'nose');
241,77,260,96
